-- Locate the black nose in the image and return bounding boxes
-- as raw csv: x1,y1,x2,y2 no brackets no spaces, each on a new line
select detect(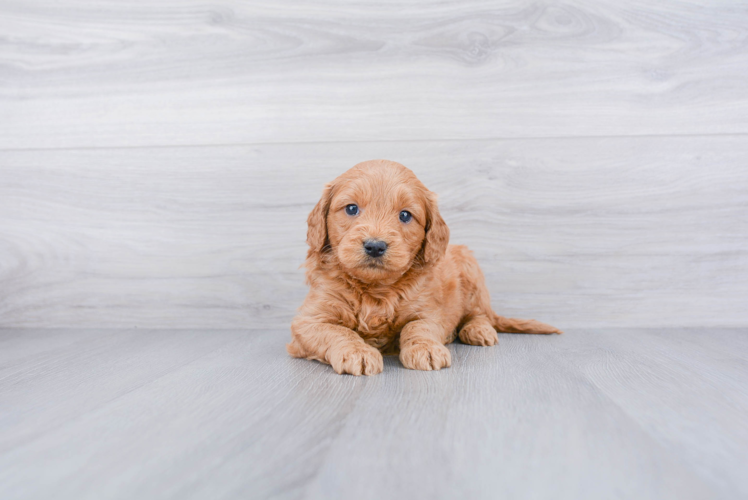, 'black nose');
363,239,387,258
